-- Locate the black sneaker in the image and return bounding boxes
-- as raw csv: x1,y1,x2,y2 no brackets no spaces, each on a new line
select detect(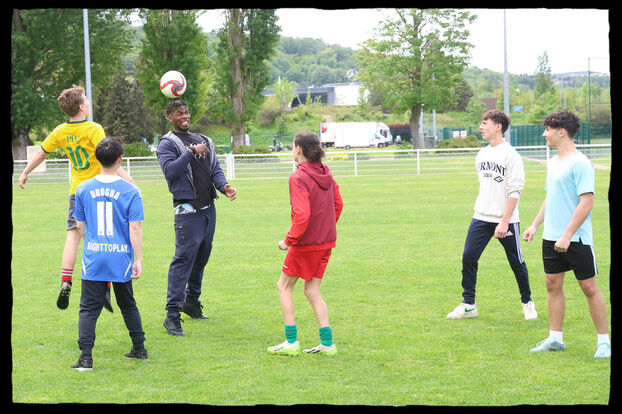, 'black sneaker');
182,301,209,319
103,287,114,313
57,281,72,310
163,316,185,336
72,355,93,371
124,347,149,360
